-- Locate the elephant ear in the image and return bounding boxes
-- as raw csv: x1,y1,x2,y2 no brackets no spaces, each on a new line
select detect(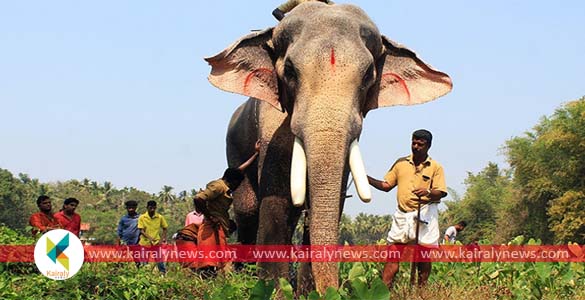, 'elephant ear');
205,28,281,110
366,36,452,111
